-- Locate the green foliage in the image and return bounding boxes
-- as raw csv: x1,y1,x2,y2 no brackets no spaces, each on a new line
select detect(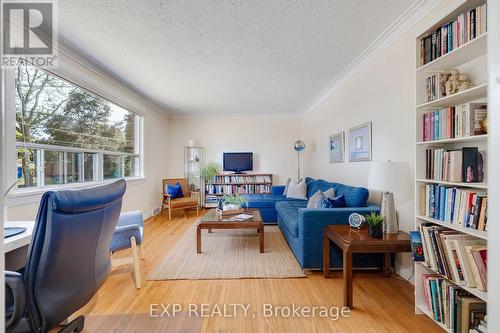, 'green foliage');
223,194,249,208
364,212,385,226
201,162,219,183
